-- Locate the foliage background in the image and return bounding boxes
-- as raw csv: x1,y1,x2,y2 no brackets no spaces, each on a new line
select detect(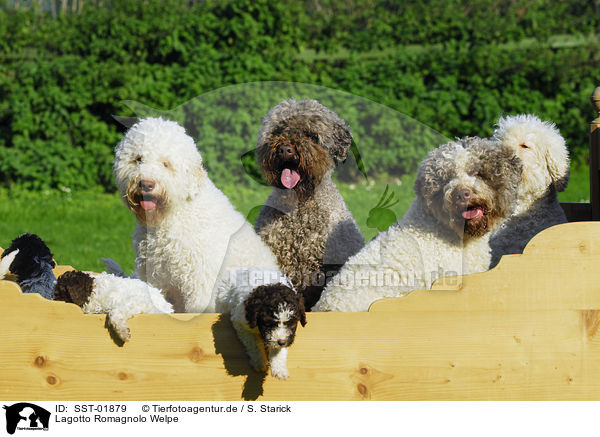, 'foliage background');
0,0,599,270
1,0,599,190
